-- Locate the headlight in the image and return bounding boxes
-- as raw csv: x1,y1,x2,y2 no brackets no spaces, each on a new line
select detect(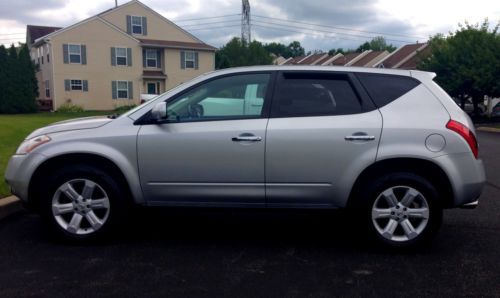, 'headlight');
16,135,51,155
